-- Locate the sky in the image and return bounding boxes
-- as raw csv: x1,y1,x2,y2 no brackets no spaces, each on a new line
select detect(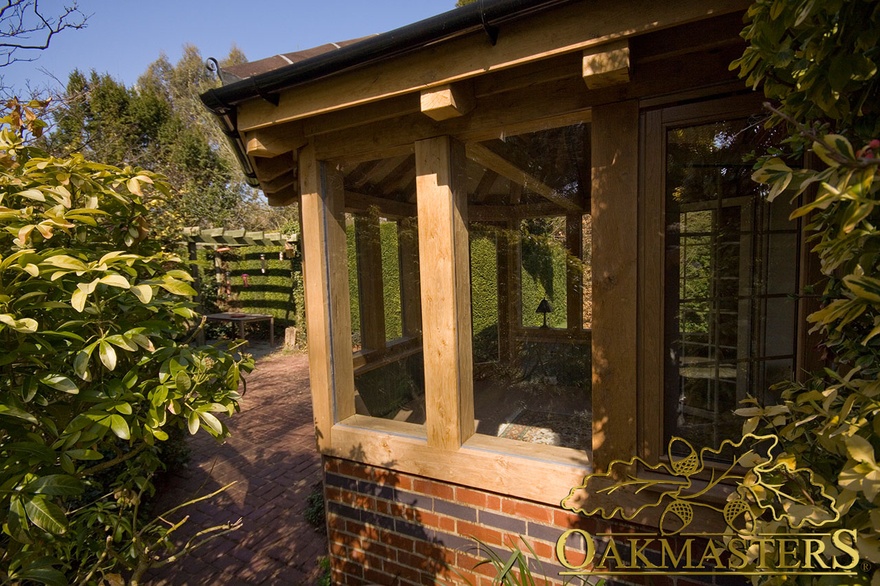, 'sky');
2,0,457,95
